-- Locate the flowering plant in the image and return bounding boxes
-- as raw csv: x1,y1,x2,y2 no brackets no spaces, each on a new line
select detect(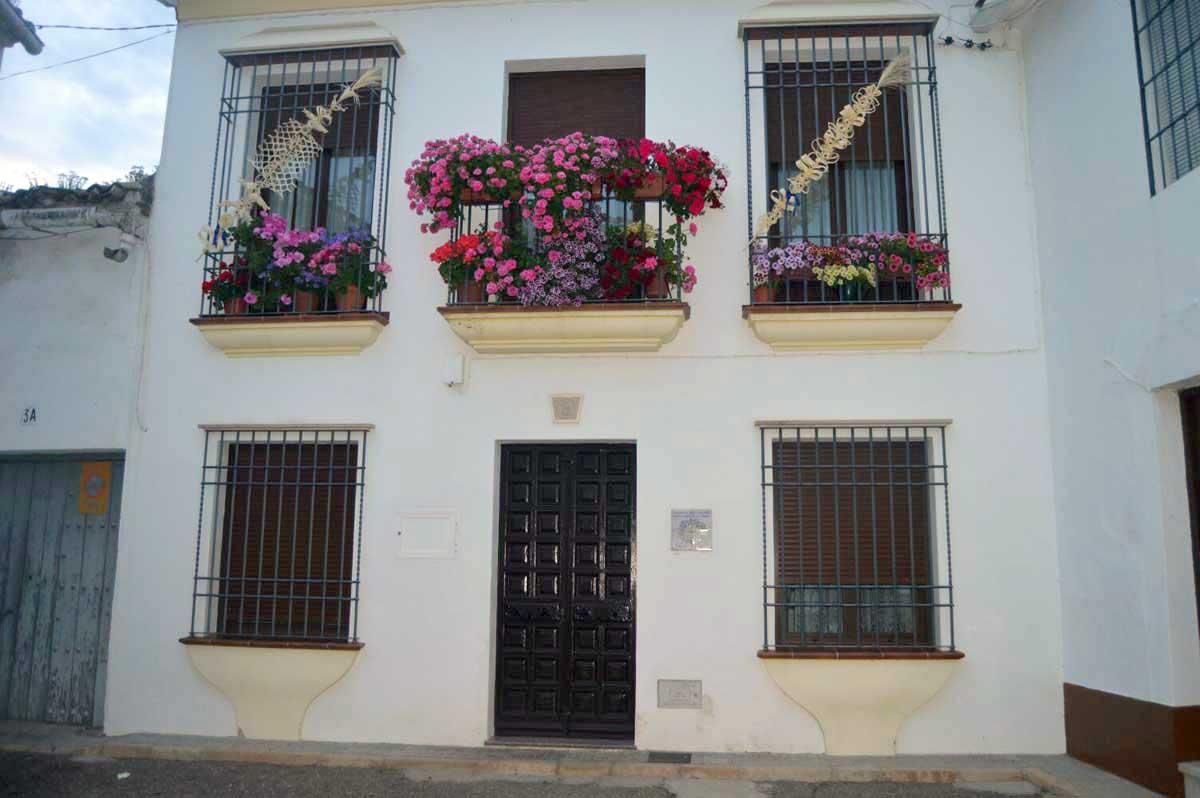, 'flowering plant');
752,233,950,293
649,141,728,220
843,232,949,292
431,226,530,299
519,133,619,235
601,221,692,300
518,211,608,306
404,135,524,234
201,269,252,310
